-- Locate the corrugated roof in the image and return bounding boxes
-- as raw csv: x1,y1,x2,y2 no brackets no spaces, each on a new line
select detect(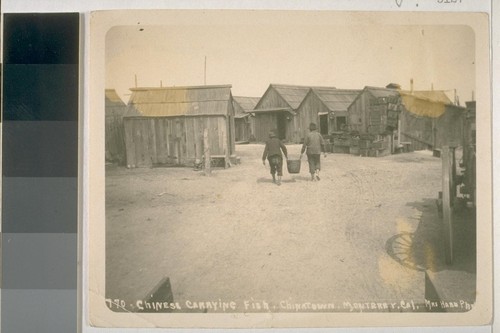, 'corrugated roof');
126,85,232,117
312,88,361,112
233,96,259,112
